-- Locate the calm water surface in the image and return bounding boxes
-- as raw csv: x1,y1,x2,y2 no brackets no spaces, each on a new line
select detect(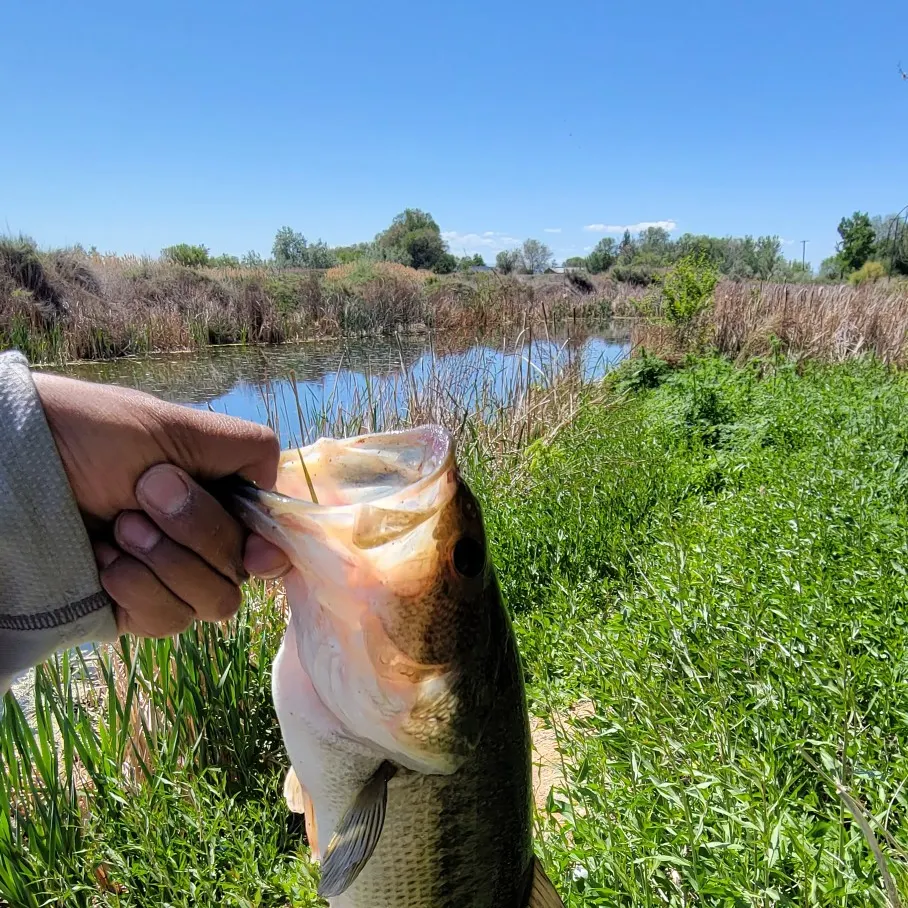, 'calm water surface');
53,328,630,447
